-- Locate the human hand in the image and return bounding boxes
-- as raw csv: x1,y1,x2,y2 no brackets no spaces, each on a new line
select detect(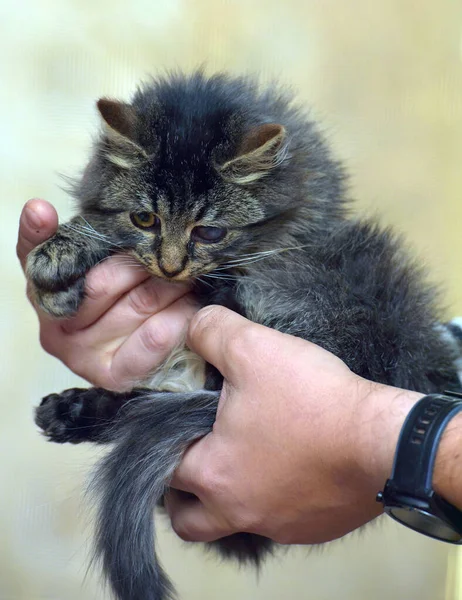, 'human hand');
167,306,422,545
17,199,199,391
